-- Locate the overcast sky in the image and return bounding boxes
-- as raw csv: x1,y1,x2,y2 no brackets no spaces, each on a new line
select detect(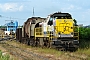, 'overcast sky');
0,0,90,26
